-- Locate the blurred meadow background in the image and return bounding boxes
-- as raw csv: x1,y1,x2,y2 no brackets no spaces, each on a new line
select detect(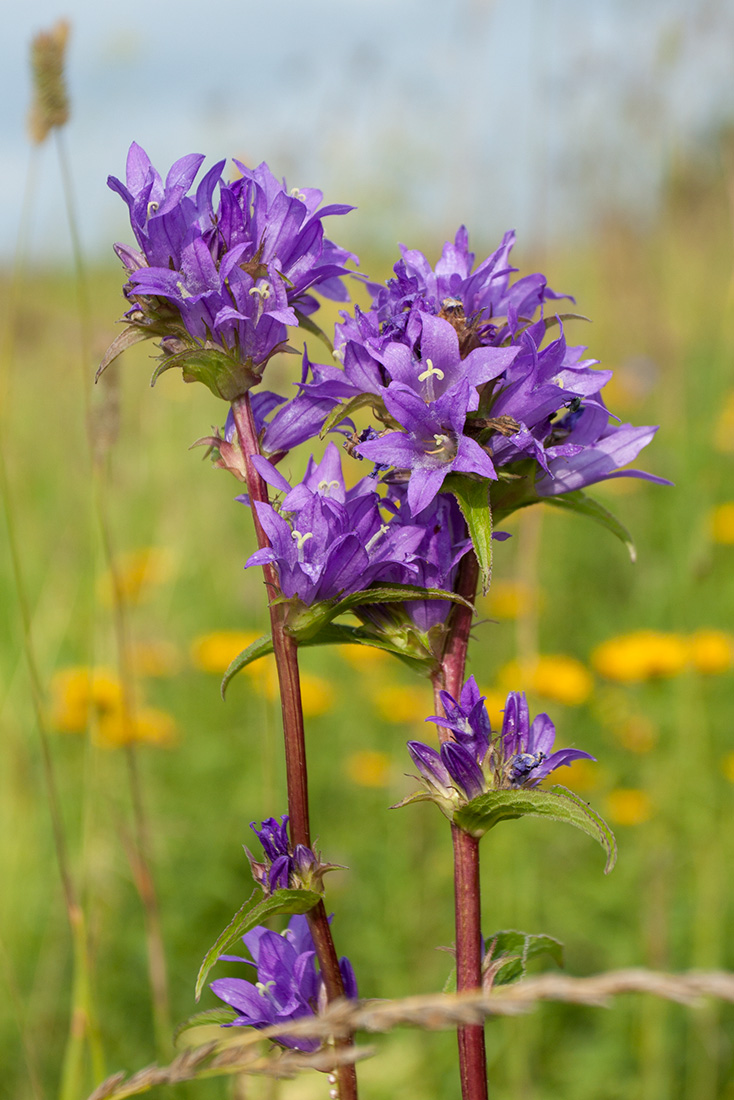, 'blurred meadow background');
2,1,734,1098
